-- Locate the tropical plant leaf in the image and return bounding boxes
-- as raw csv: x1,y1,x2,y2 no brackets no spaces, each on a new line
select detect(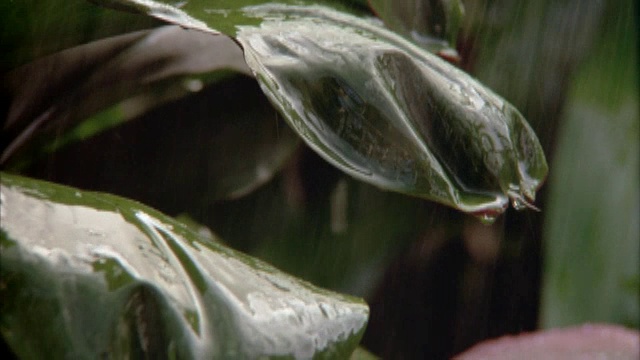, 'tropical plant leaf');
0,173,369,358
367,0,465,56
94,0,548,221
